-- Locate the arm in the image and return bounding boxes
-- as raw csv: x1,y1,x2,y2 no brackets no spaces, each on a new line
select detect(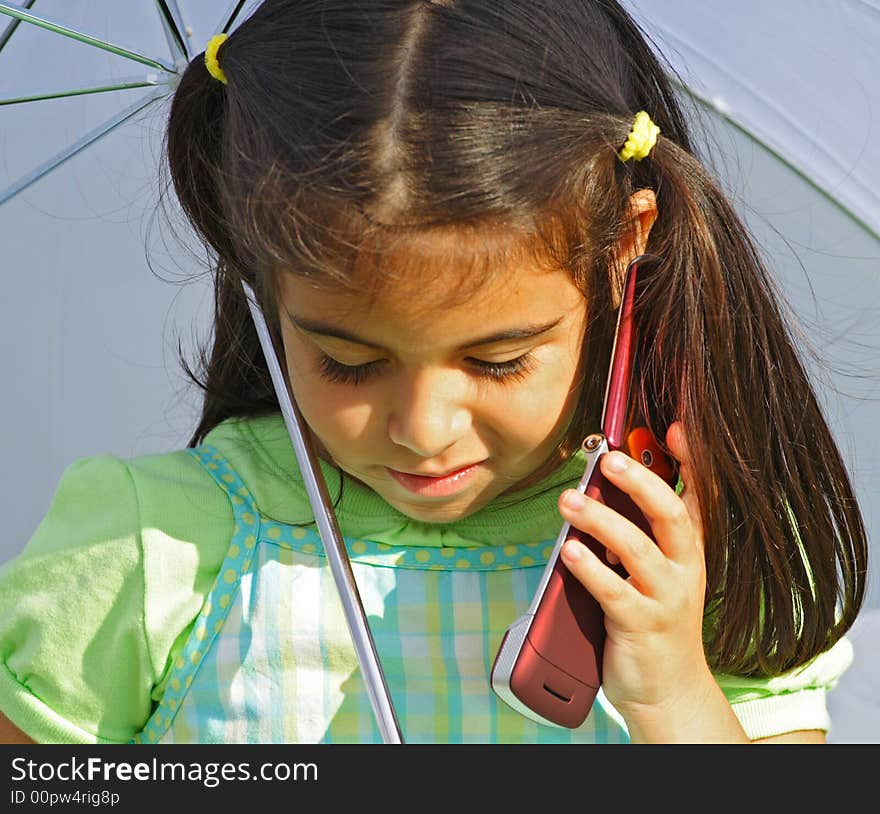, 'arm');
0,712,35,744
754,730,825,744
0,450,234,745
